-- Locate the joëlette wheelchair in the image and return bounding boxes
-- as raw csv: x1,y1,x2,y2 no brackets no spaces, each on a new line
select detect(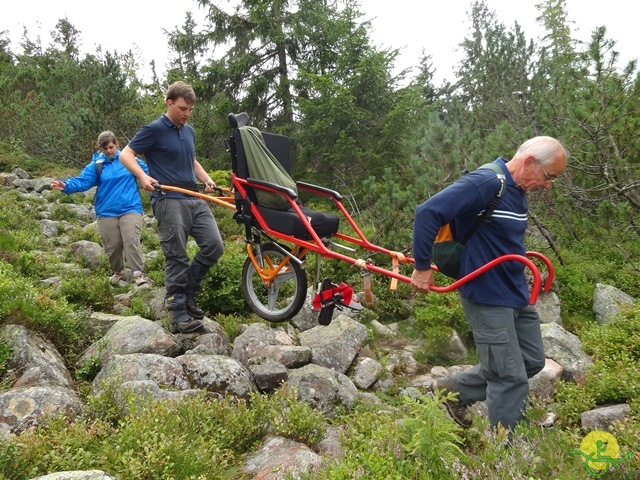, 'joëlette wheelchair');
155,112,554,324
